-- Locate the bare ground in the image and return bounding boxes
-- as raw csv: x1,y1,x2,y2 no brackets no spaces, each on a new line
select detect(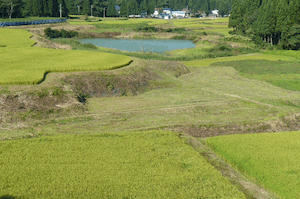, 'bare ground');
168,112,300,138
